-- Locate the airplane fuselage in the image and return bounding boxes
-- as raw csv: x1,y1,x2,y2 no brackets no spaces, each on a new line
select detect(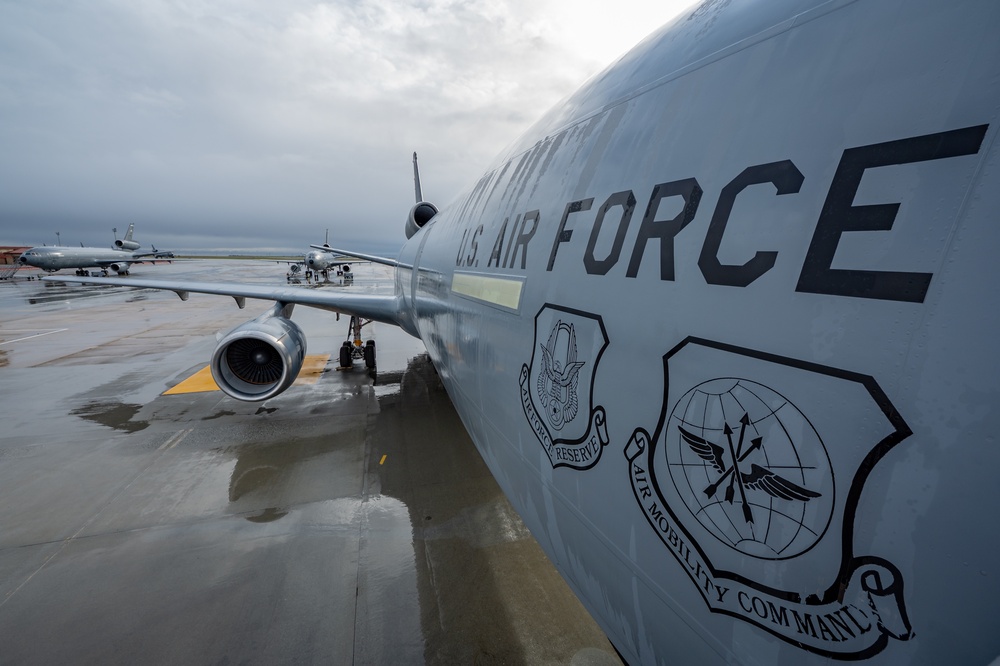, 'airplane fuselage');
43,0,1000,663
20,246,149,273
388,0,1000,662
